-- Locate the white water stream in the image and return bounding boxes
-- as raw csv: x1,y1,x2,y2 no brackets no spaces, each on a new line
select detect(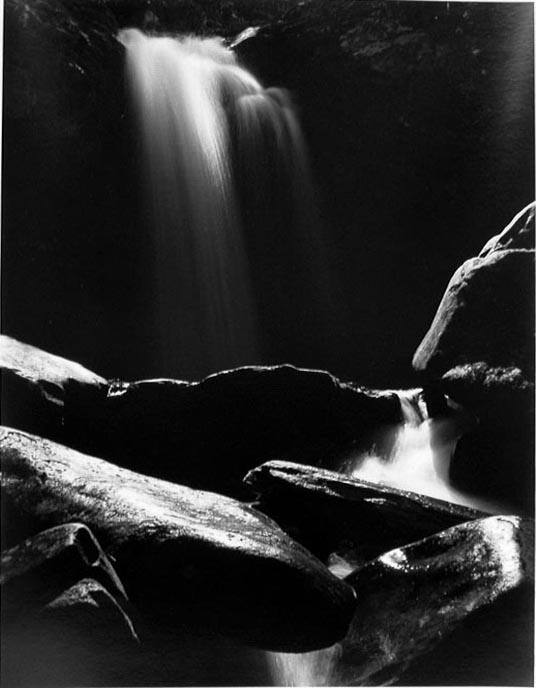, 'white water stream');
268,389,503,686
